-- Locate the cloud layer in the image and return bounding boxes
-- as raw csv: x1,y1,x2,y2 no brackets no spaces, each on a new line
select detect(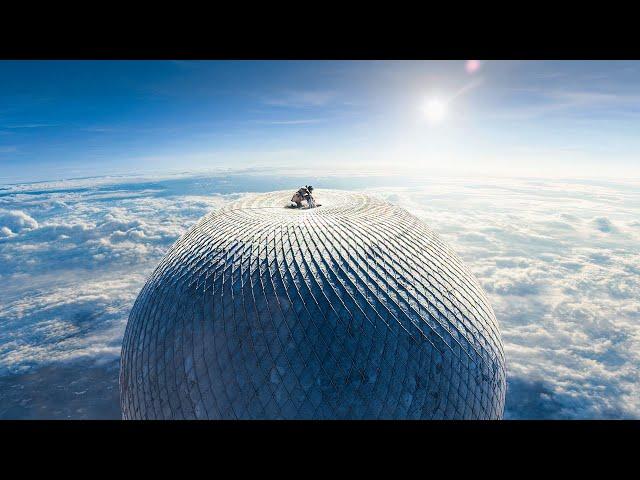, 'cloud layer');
372,177,640,419
1,172,638,418
0,178,235,378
